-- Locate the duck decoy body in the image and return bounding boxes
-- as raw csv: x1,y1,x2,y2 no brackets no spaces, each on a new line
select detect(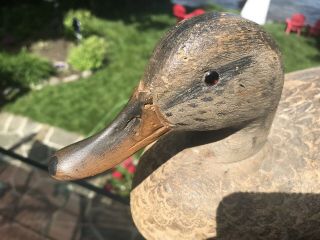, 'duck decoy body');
49,13,320,239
